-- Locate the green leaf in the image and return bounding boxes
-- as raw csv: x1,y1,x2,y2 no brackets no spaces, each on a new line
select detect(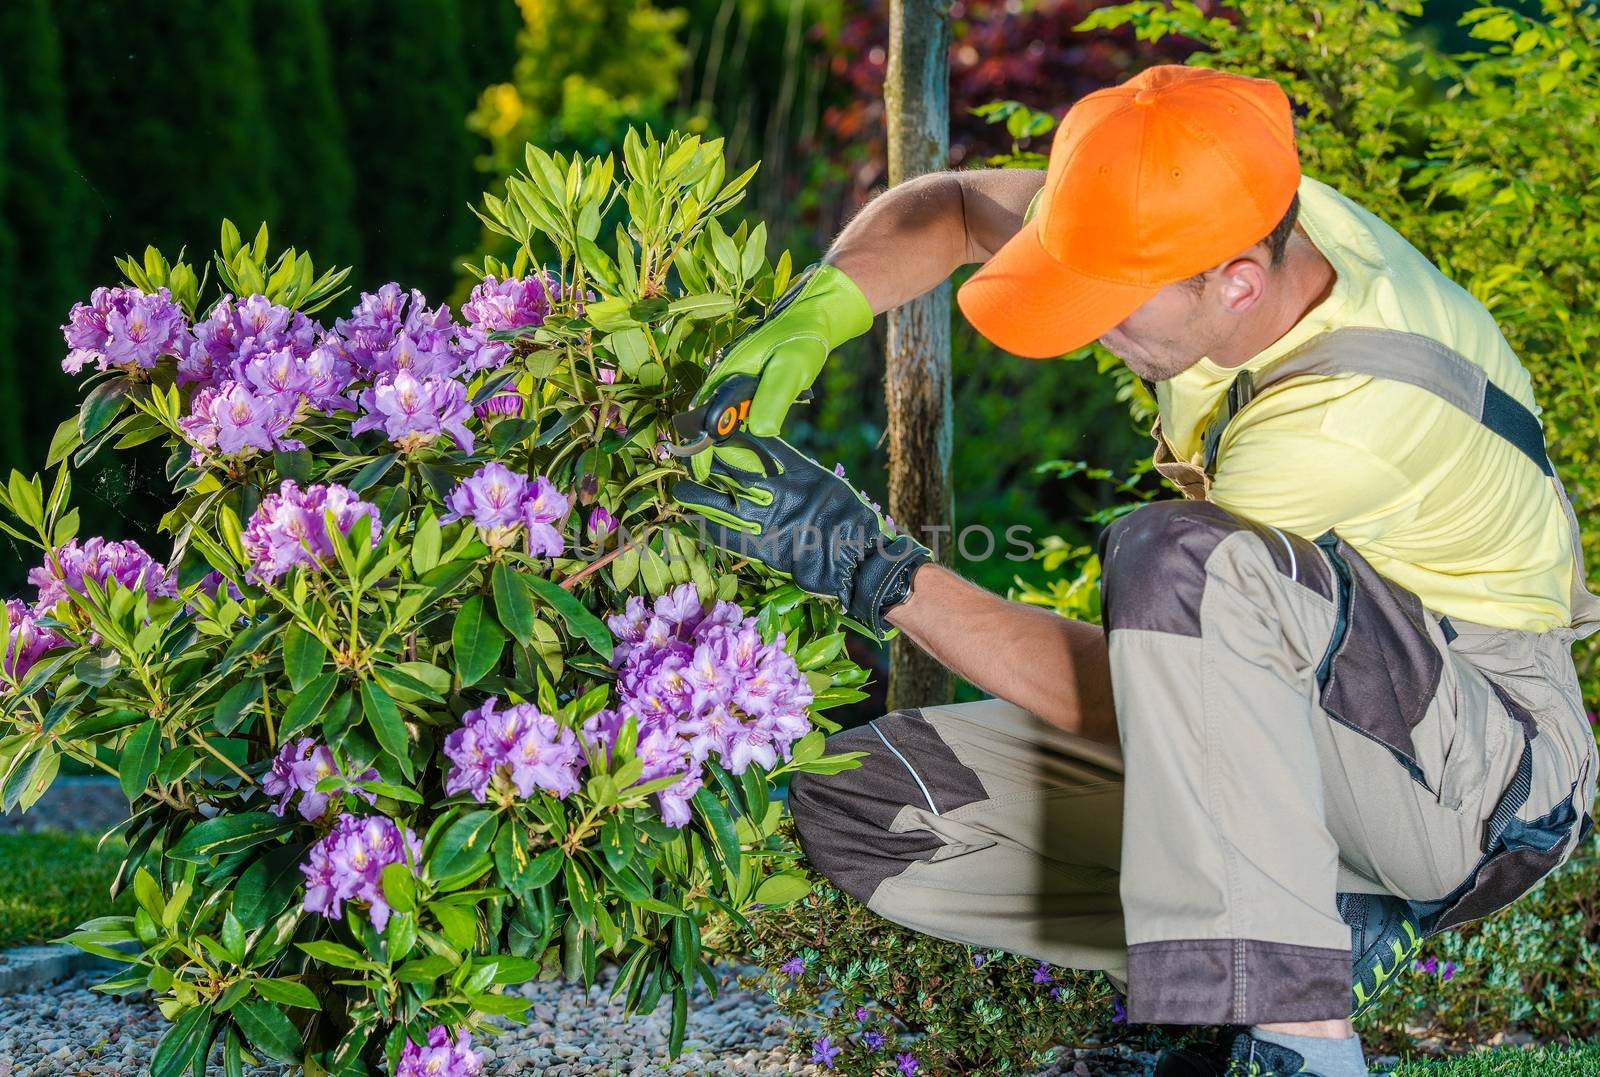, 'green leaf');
751,870,812,908
252,978,321,1012
233,843,308,929
278,671,338,740
360,679,413,781
348,453,398,493
168,813,290,864
119,721,161,802
281,625,326,692
382,863,418,915
149,1007,211,1077
430,810,499,884
430,900,478,951
233,998,304,1064
79,378,130,443
212,679,261,736
452,595,506,687
411,513,442,575
604,328,651,377
492,563,536,647
520,573,613,661
667,293,736,319
692,787,740,880
296,940,372,969
395,955,454,983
